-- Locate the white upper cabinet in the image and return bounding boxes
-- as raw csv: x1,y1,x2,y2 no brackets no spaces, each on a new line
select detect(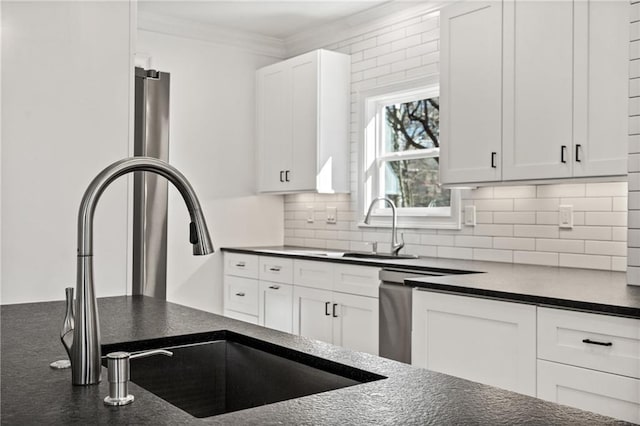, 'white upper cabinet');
440,0,628,185
256,49,350,194
502,0,574,181
440,1,503,184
